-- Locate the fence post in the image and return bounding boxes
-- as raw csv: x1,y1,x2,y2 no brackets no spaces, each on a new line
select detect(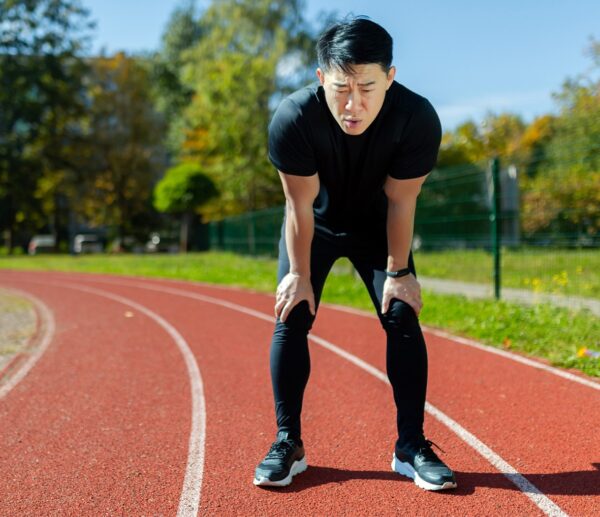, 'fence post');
490,157,501,299
248,213,256,255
